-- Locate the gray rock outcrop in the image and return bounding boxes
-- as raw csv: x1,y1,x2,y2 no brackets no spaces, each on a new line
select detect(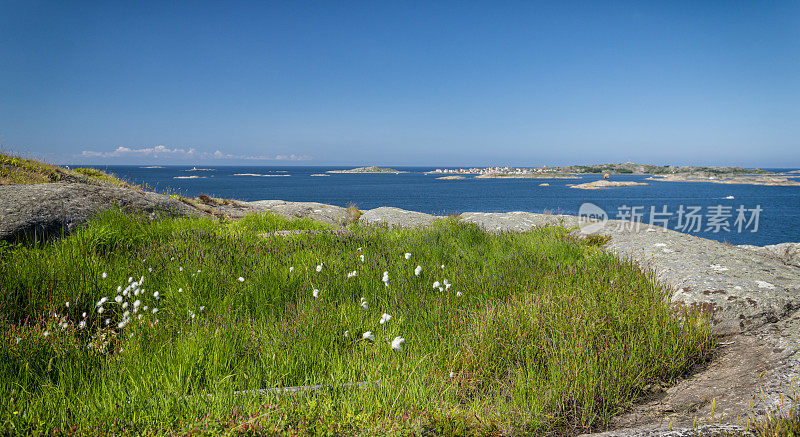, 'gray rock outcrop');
0,182,202,241
738,242,800,268
244,200,350,226
359,207,440,228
